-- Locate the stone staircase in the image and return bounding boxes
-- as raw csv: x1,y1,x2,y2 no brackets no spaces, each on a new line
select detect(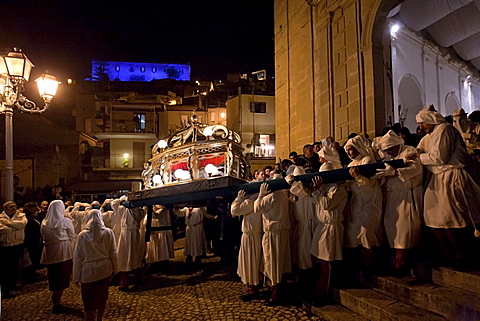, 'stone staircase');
307,266,480,320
